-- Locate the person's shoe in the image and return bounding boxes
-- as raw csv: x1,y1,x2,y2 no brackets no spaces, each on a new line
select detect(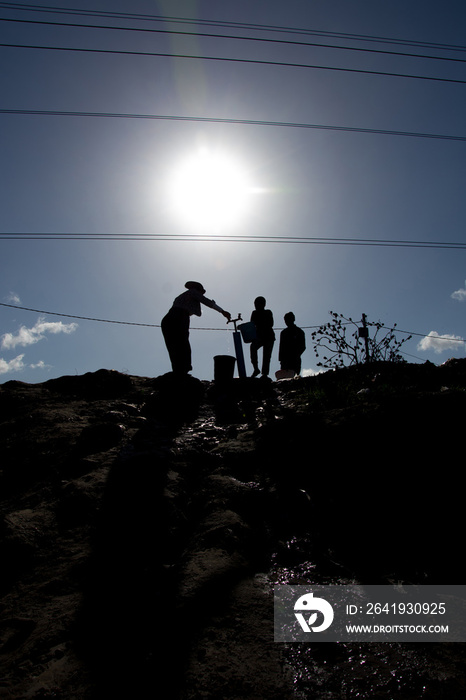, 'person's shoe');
251,368,260,378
